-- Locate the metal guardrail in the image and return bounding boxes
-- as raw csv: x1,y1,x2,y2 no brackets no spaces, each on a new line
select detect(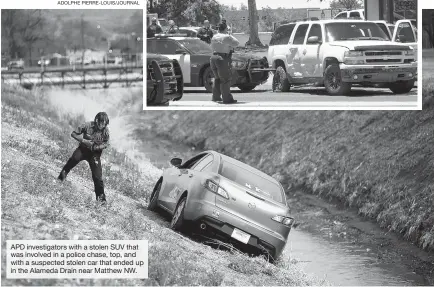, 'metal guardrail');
1,65,143,89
